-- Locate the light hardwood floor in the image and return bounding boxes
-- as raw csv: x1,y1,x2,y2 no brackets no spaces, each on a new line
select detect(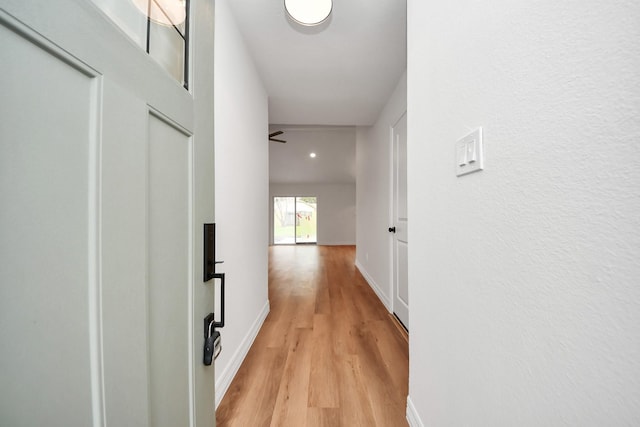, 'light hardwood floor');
216,245,409,427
